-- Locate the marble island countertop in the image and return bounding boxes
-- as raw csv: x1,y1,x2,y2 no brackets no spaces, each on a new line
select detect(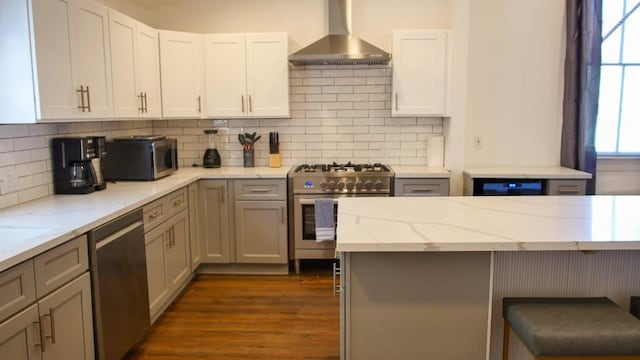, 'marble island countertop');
0,166,291,272
336,195,640,252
